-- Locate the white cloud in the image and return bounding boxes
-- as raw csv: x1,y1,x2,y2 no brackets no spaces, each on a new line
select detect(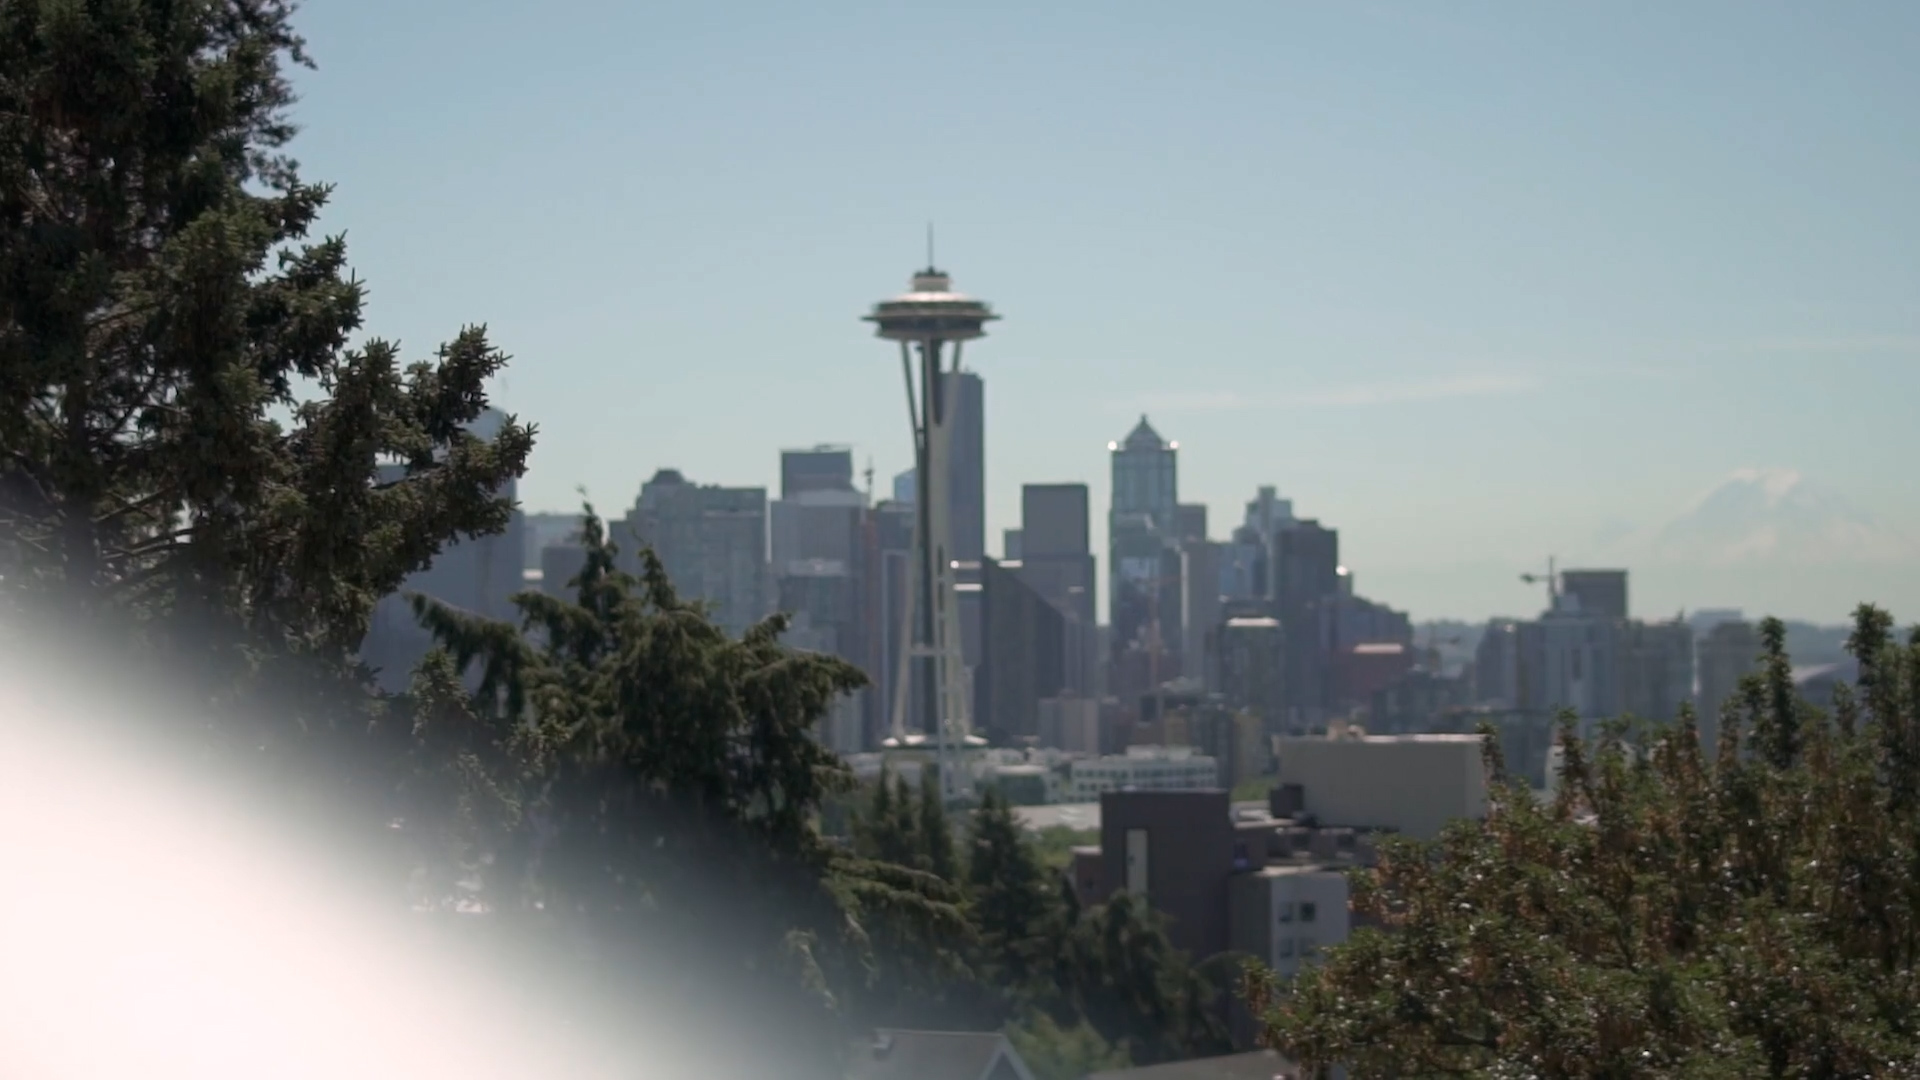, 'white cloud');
1120,372,1540,413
